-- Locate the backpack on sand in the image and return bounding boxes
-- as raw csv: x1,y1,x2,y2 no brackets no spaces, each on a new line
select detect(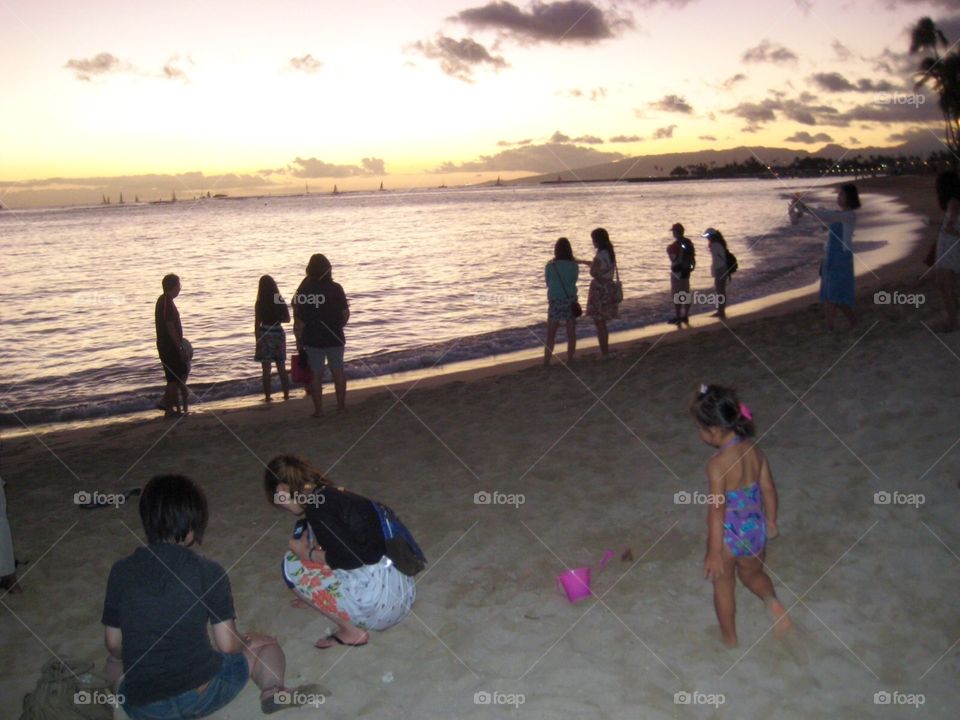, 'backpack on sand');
20,658,115,720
